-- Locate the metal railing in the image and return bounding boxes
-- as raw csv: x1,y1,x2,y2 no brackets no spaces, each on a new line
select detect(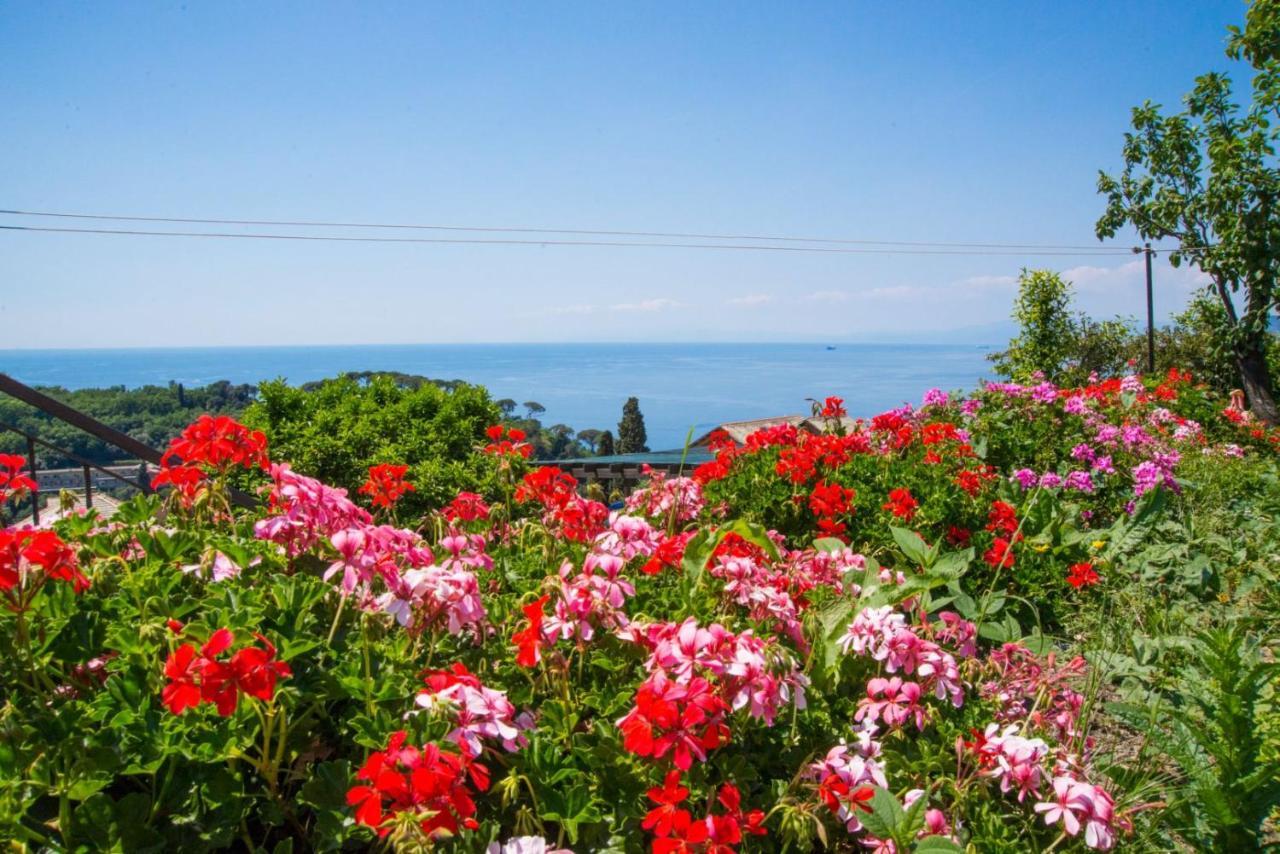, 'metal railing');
0,420,151,524
0,372,257,521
